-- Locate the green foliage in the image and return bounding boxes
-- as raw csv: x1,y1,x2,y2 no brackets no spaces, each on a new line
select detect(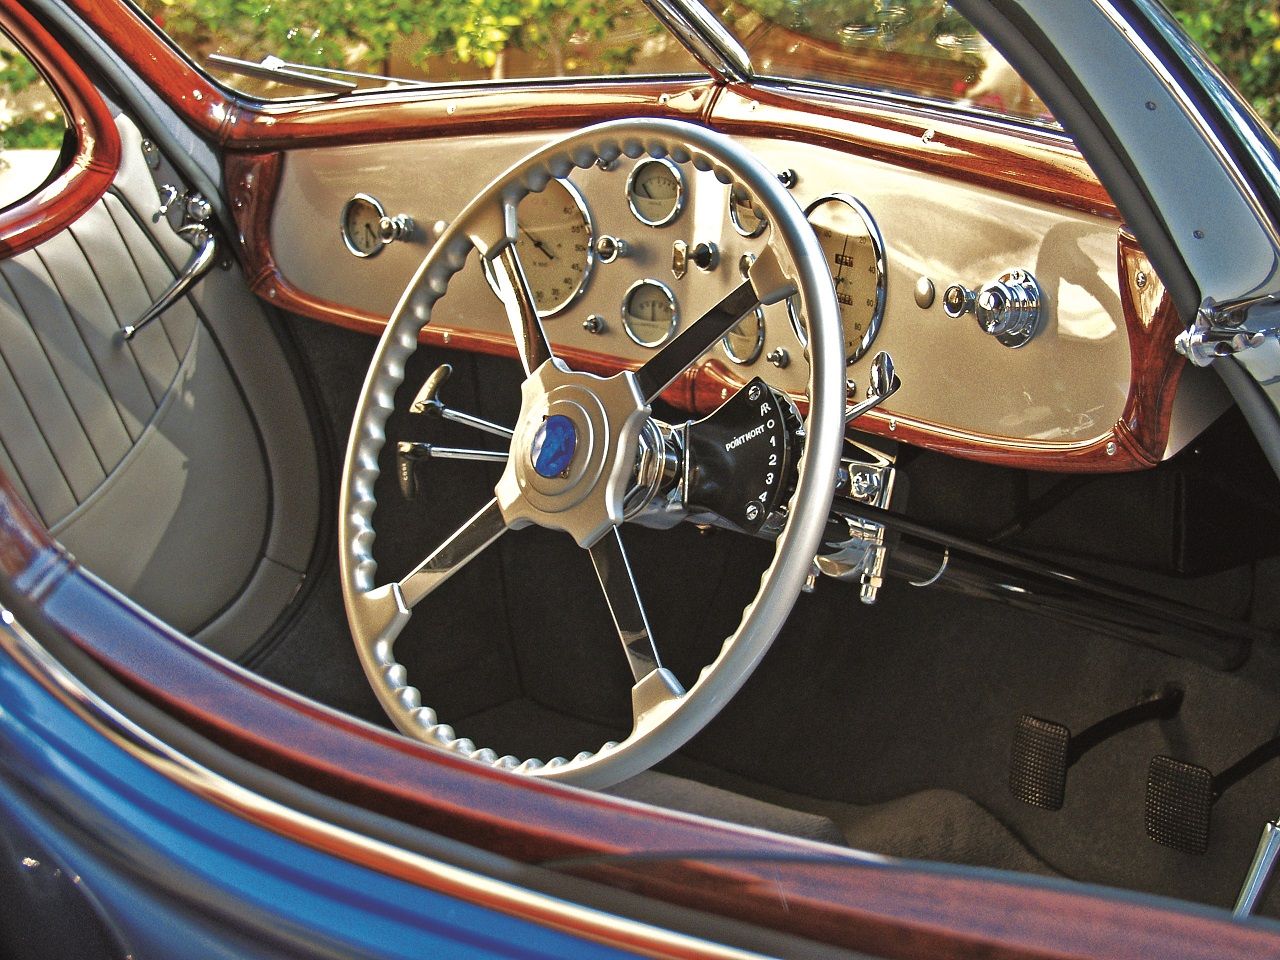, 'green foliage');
1163,0,1280,133
135,0,648,84
1,46,66,155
